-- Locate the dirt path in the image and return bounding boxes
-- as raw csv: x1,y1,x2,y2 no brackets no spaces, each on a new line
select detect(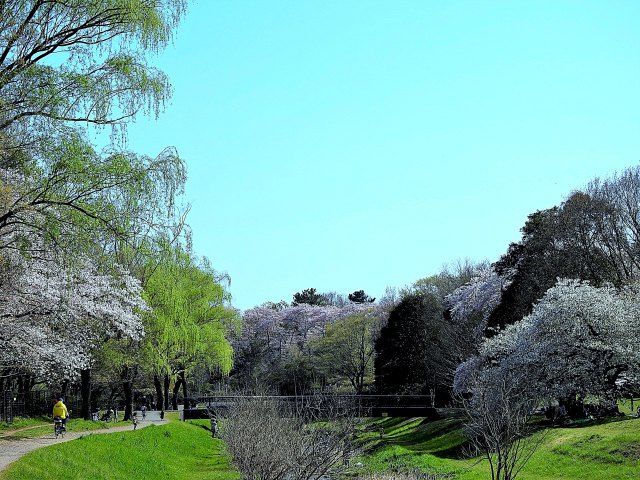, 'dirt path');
0,419,167,472
0,425,49,439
